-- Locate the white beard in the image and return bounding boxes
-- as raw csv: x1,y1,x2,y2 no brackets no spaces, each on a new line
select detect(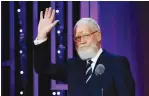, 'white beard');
77,43,99,60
